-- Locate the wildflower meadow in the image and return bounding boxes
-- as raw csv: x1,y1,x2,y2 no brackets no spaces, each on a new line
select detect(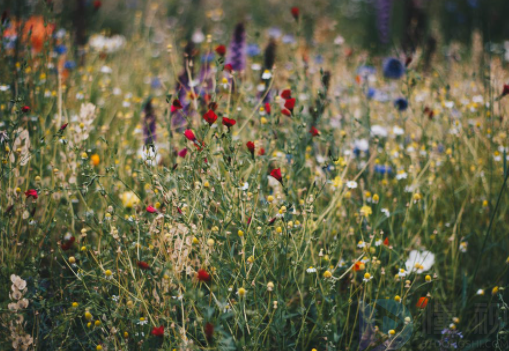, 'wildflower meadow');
2,1,509,350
